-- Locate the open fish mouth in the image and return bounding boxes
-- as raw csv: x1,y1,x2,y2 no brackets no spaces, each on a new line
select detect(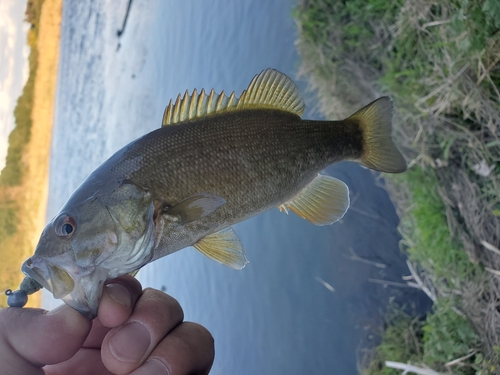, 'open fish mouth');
21,255,109,319
21,256,74,298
